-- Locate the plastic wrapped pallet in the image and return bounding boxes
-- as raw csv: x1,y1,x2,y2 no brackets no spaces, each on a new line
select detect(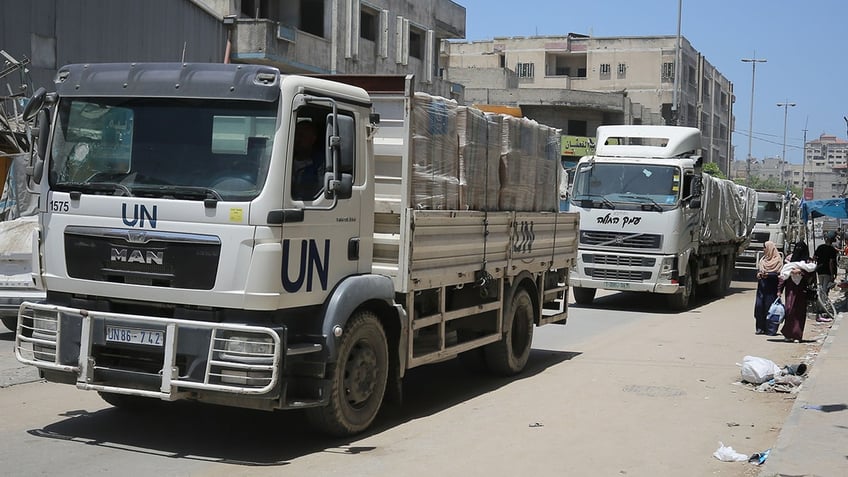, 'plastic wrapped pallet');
411,92,460,209
700,173,758,247
498,115,538,211
458,106,499,210
533,125,561,211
